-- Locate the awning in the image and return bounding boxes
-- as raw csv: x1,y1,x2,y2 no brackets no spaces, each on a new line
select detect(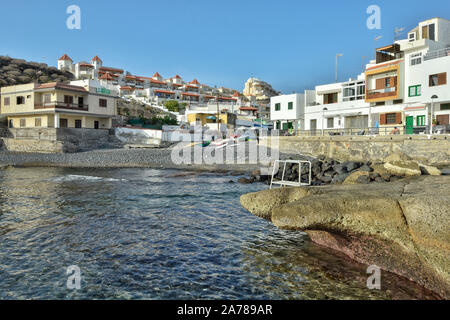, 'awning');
316,88,342,95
